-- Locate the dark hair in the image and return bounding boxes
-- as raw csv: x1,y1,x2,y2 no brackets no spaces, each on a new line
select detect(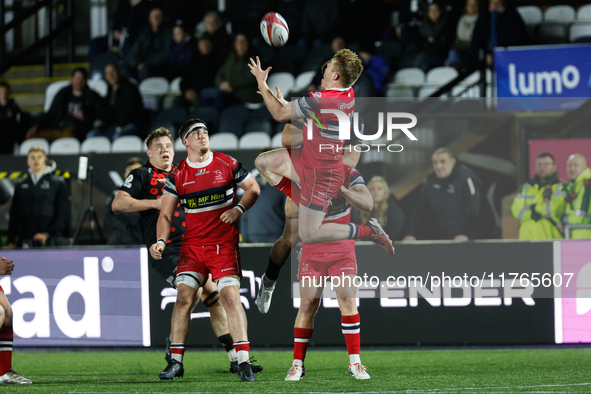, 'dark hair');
536,152,555,163
179,118,208,140
0,80,11,95
145,127,173,148
71,67,88,79
125,157,144,168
